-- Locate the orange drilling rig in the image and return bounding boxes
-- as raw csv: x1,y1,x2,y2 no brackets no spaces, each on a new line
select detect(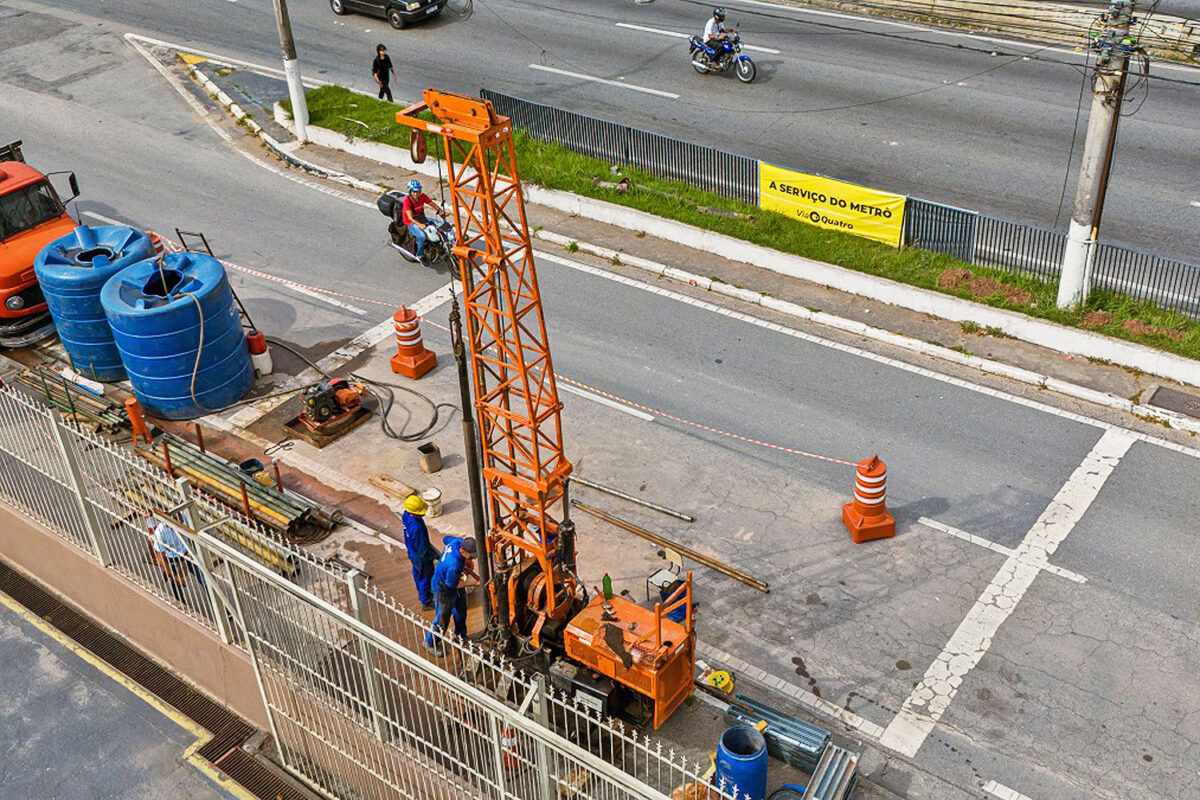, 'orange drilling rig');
395,91,694,728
